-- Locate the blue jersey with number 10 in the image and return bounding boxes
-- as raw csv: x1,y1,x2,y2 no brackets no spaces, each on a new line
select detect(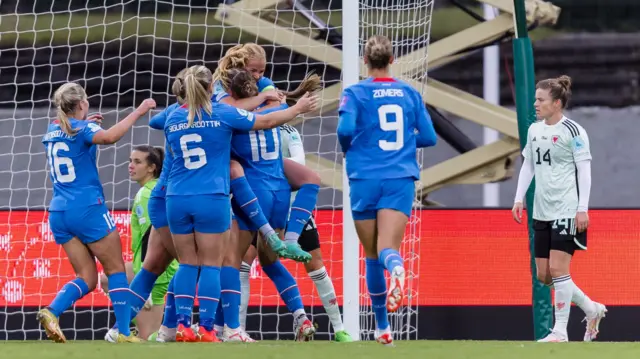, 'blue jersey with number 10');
42,119,106,211
231,104,290,191
164,103,256,196
337,77,437,180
